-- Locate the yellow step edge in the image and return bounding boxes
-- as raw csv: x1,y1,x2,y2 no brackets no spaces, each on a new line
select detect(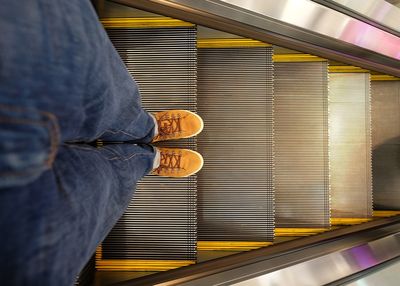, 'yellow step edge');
371,75,400,81
101,17,194,28
197,38,271,48
197,241,273,251
273,54,326,62
331,218,373,226
275,228,330,236
329,66,369,73
373,210,400,217
96,259,195,271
